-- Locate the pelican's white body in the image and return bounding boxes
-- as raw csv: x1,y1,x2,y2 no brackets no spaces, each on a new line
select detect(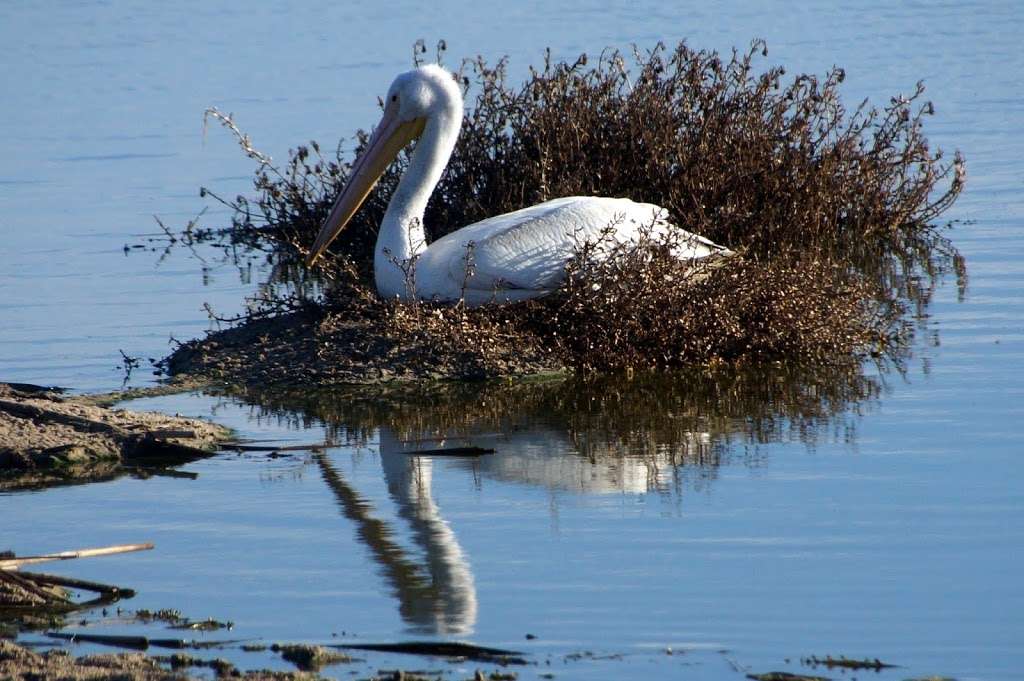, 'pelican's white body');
318,65,730,307
406,196,725,306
